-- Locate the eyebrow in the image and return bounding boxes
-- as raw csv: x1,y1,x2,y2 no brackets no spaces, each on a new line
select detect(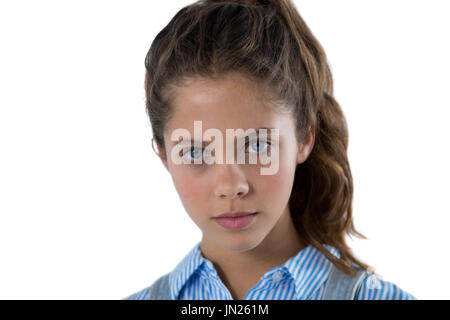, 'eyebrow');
171,127,277,147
